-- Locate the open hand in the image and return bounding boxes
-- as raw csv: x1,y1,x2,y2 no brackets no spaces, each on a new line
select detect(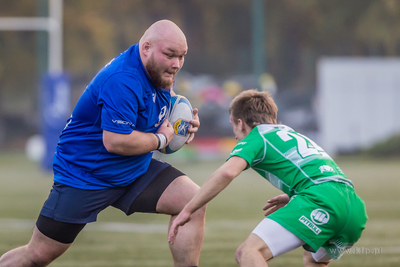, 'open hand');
168,210,192,245
263,194,290,216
